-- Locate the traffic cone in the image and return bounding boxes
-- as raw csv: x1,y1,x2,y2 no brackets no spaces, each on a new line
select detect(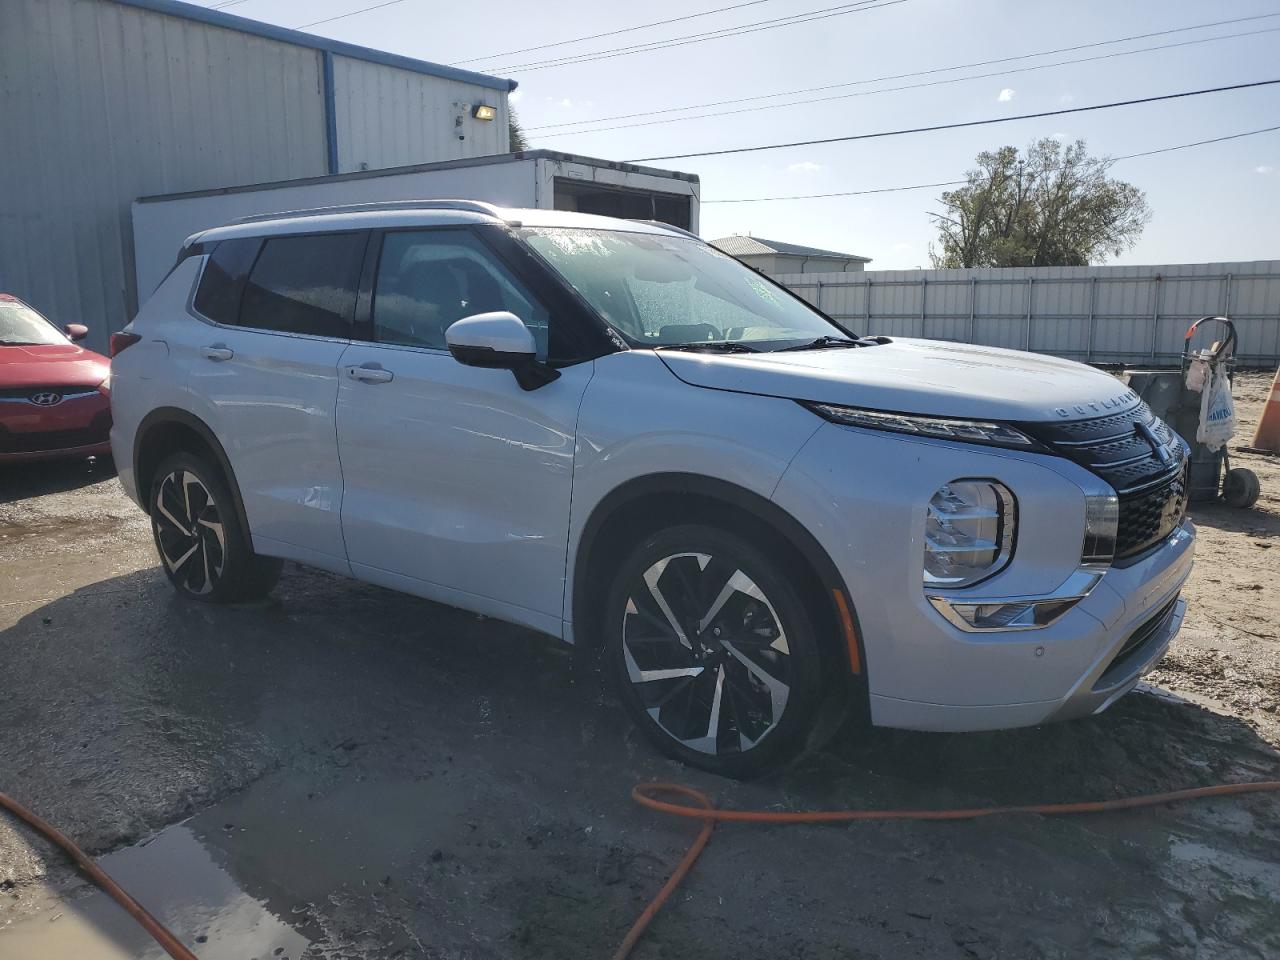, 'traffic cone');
1248,365,1280,454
